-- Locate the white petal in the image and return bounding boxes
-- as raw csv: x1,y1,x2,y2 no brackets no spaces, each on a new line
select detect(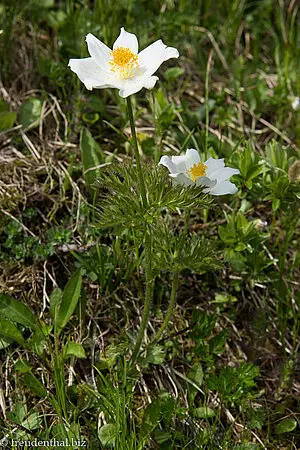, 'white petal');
117,76,159,97
90,82,119,90
158,155,177,174
185,148,201,170
204,158,225,177
85,33,111,69
196,176,217,188
209,167,240,183
68,58,107,90
113,27,138,53
143,76,159,90
118,82,143,98
171,155,188,173
169,173,194,186
206,180,238,196
138,40,179,77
